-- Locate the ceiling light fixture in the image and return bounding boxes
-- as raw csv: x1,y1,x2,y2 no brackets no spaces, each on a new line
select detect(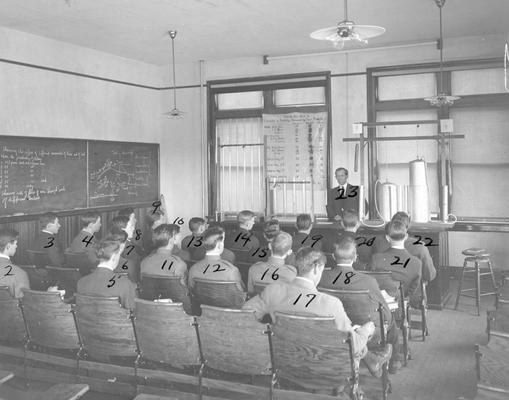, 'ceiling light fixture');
164,30,184,118
424,0,460,107
310,0,385,49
